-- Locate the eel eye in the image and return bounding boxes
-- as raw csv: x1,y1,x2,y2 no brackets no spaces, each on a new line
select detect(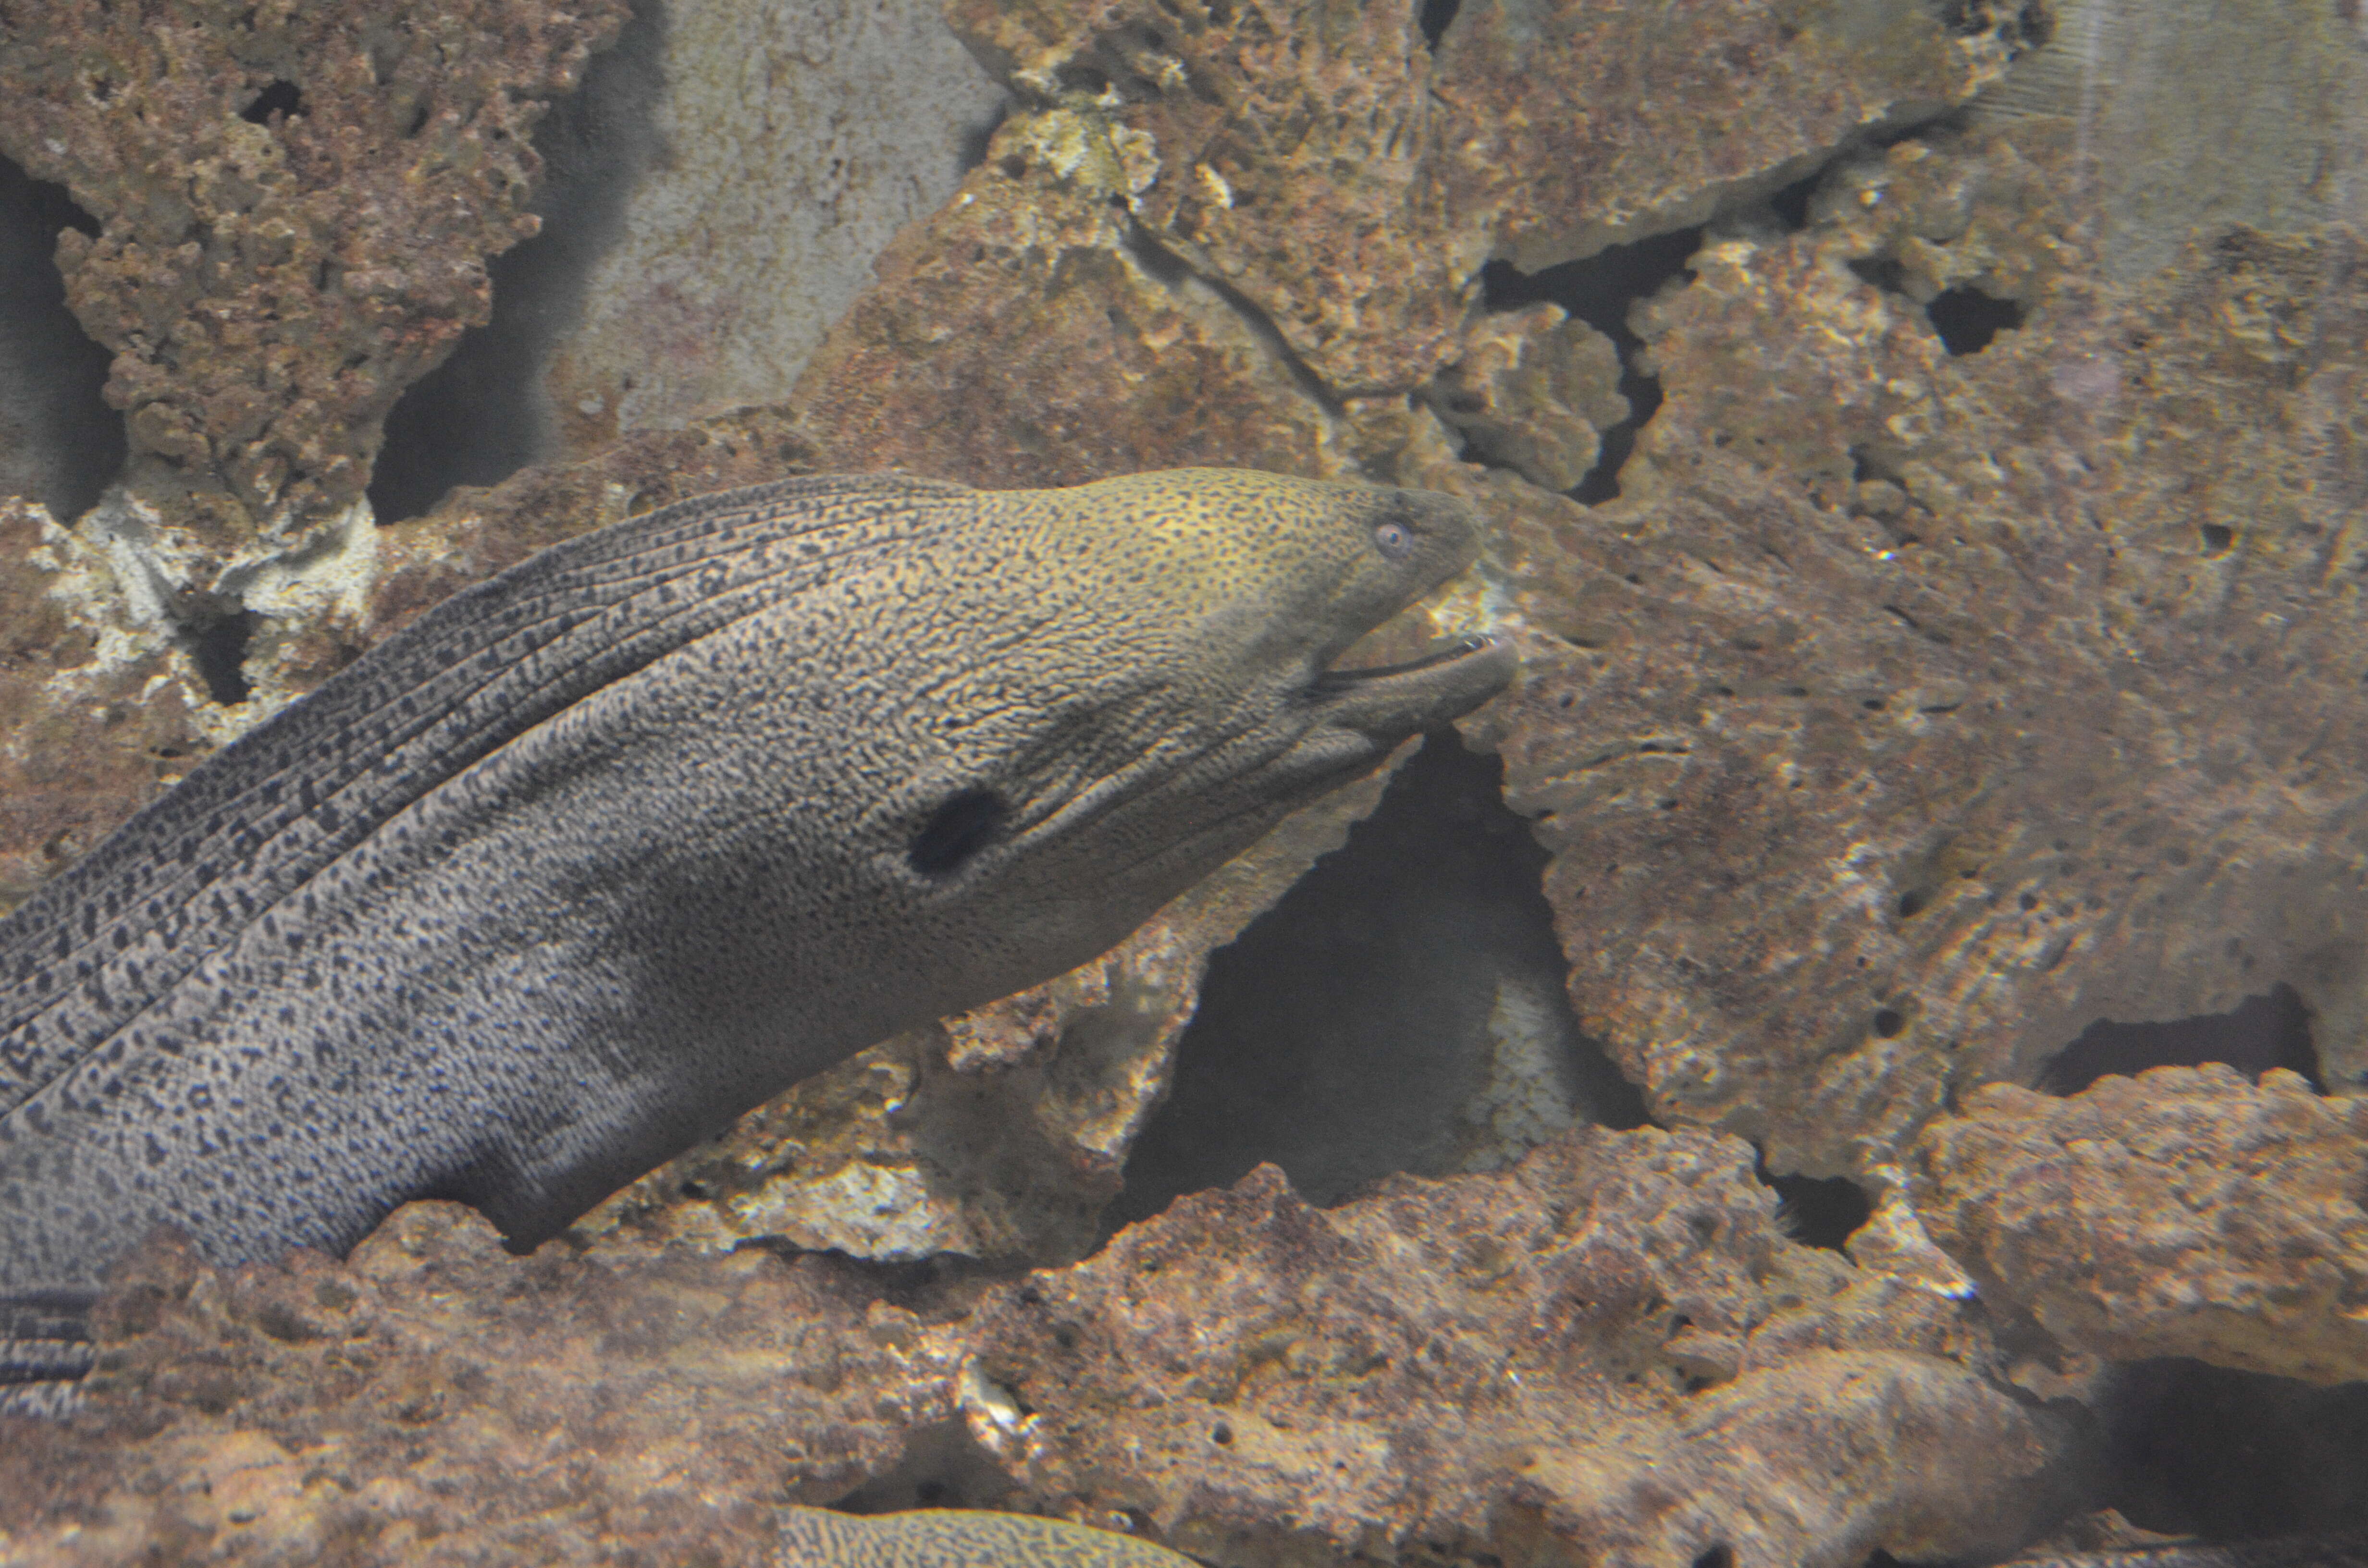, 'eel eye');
1373,519,1415,561
910,788,1007,876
